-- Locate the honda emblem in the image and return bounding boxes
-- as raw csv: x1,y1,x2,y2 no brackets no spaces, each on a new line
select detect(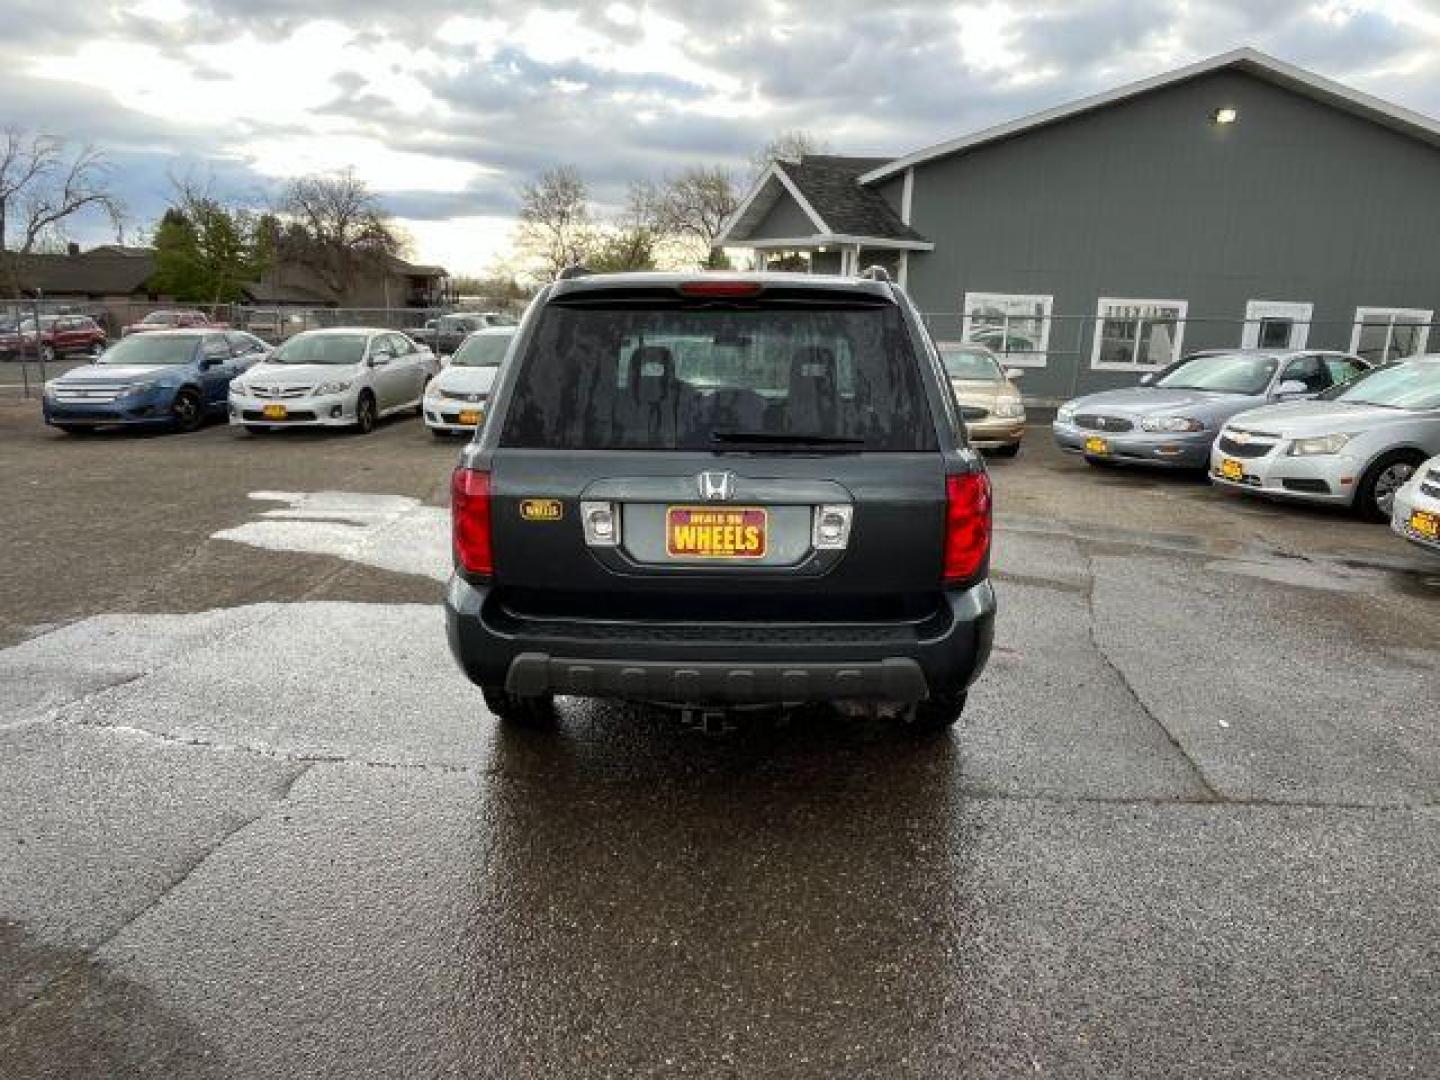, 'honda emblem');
697,471,735,501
